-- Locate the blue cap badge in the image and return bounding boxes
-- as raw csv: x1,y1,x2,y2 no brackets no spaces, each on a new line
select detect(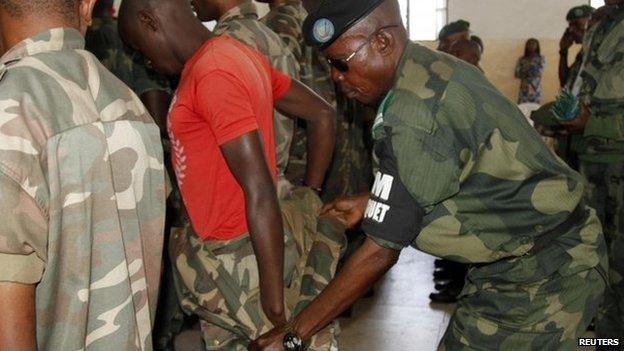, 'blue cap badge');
313,18,335,44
